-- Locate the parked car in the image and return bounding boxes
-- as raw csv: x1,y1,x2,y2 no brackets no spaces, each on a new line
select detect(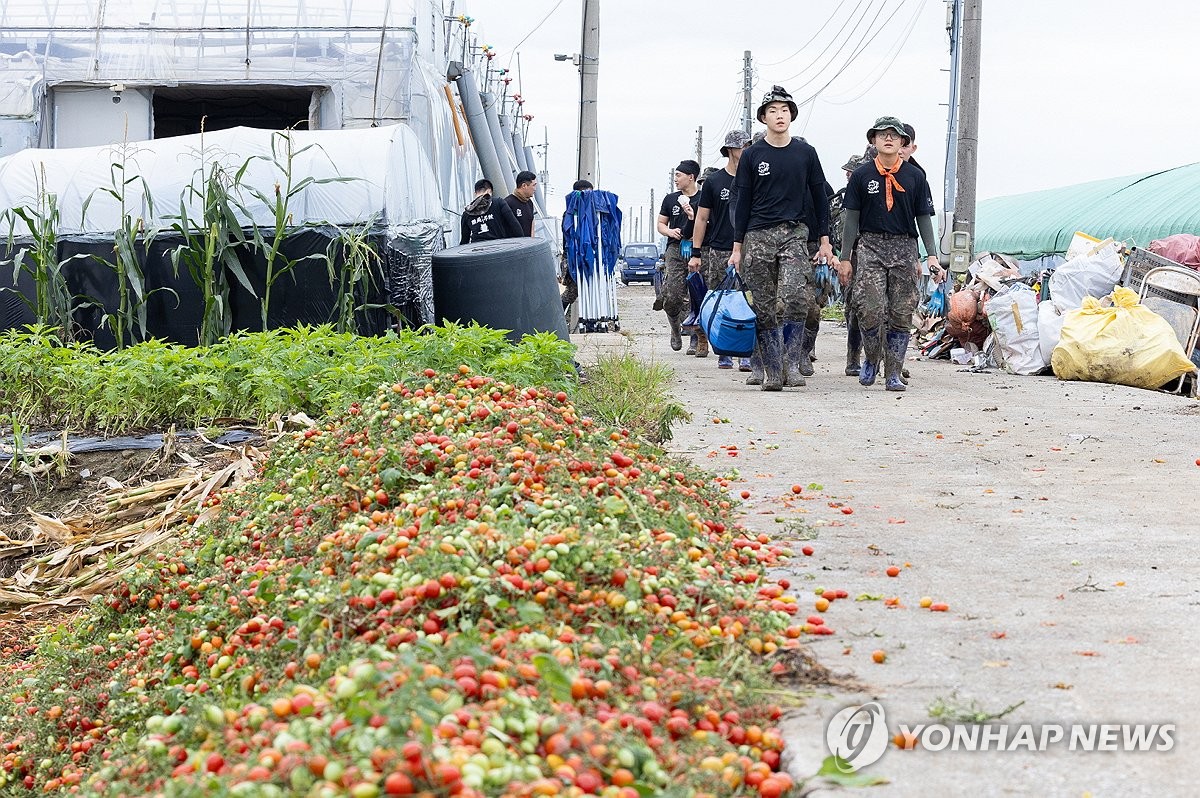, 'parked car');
619,243,663,285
